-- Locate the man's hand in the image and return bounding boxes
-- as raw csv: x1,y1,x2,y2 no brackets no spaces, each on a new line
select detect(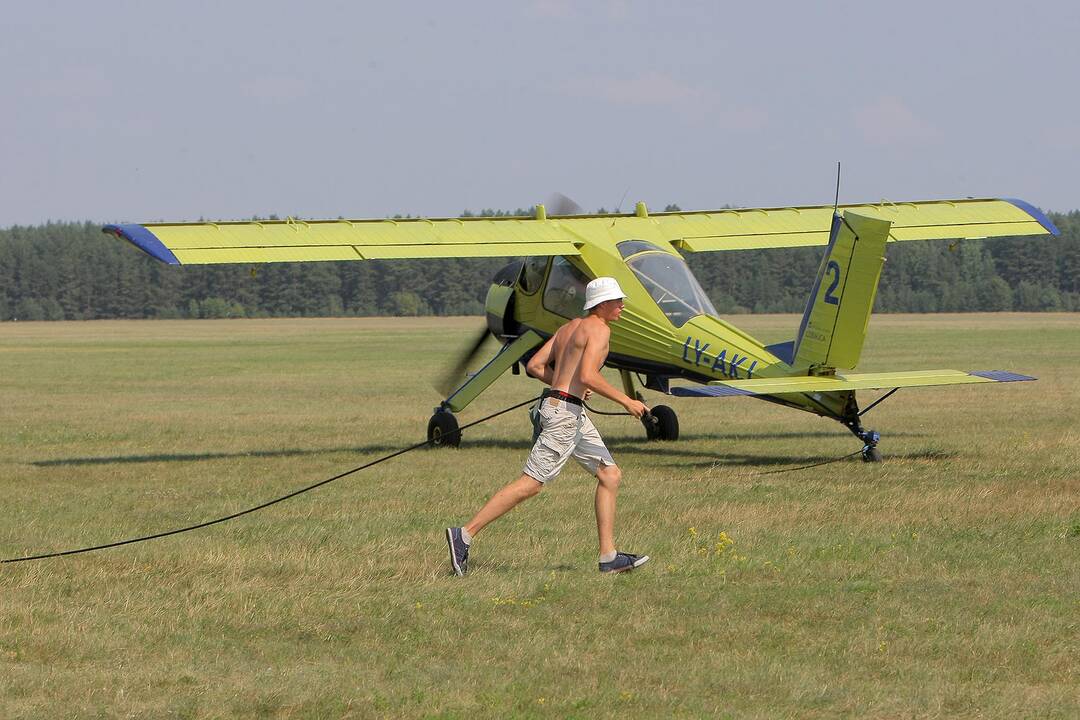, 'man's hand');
583,389,593,402
623,398,649,419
